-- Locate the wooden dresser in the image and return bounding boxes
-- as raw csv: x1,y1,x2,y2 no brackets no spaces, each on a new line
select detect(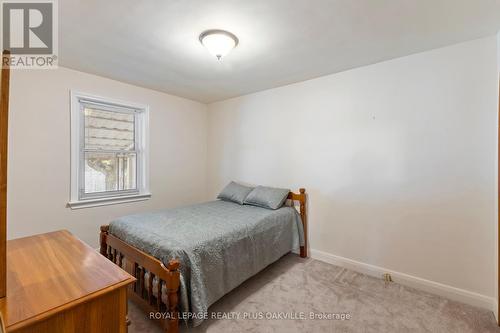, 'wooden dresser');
0,230,135,332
